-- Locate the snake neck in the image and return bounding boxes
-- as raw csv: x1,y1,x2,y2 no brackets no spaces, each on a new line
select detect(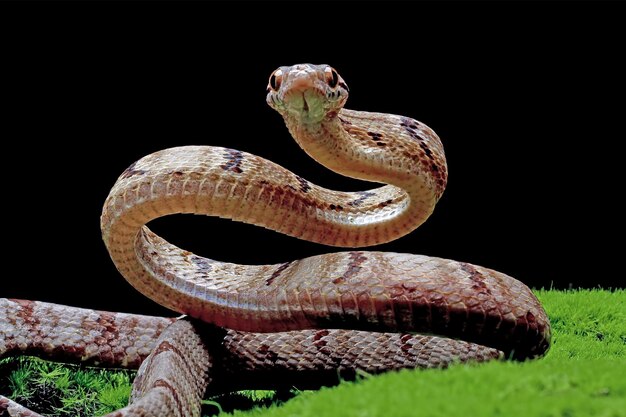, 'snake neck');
283,109,412,187
284,112,360,179
281,108,445,241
